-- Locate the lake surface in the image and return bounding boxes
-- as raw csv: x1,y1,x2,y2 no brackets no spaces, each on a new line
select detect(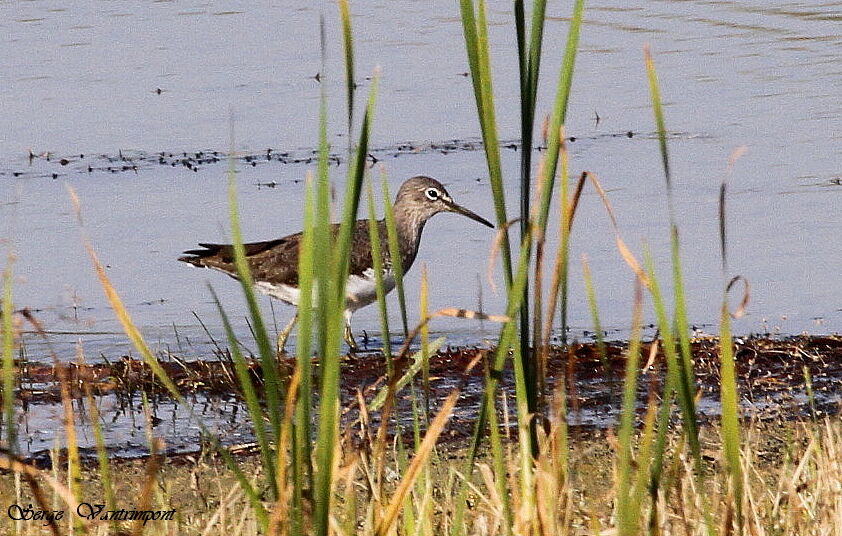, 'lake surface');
1,0,841,363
